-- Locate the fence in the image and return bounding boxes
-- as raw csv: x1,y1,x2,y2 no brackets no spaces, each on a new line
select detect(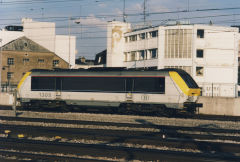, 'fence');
1,82,18,93
199,83,238,98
